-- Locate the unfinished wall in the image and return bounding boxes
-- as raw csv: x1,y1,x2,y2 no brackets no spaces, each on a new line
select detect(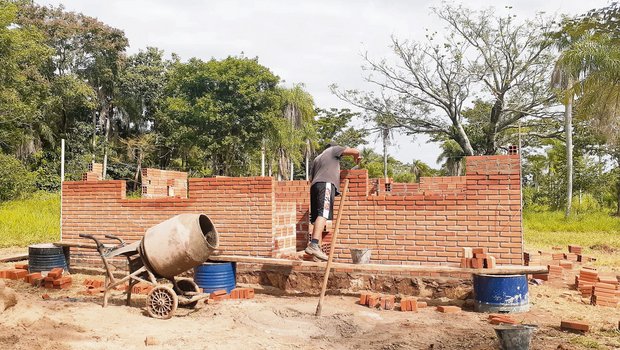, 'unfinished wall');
141,168,188,198
275,155,523,265
62,154,522,267
81,163,103,181
62,176,277,264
